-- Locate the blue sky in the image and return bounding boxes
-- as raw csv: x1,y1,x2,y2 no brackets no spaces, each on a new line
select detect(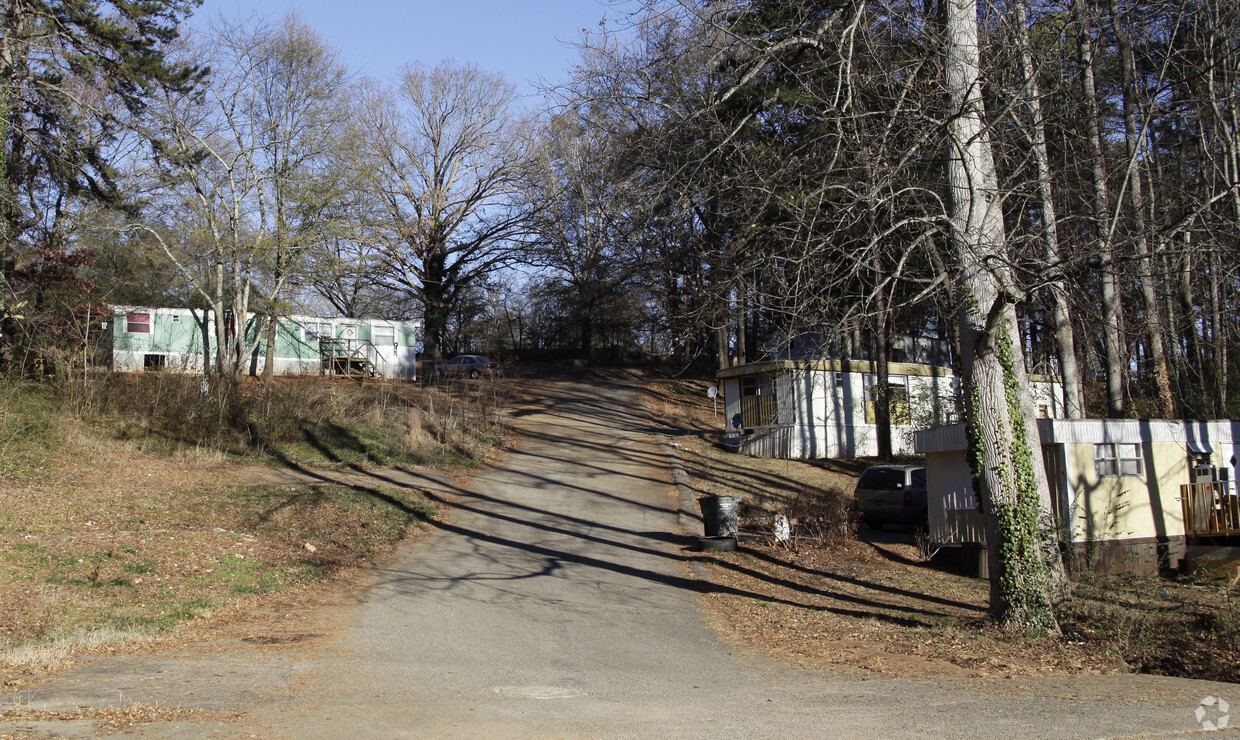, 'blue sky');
192,1,630,104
